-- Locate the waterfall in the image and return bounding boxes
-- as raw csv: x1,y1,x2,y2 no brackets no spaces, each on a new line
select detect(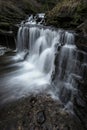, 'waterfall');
16,27,59,75
51,31,87,112
16,27,77,80
0,24,87,108
16,26,79,108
